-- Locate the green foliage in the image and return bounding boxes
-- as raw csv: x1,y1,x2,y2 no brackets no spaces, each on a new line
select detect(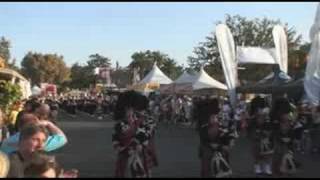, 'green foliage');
129,50,183,81
21,52,70,86
87,54,111,68
69,53,113,89
0,36,19,69
0,80,22,114
187,14,303,83
288,42,311,79
111,68,131,88
69,63,95,89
